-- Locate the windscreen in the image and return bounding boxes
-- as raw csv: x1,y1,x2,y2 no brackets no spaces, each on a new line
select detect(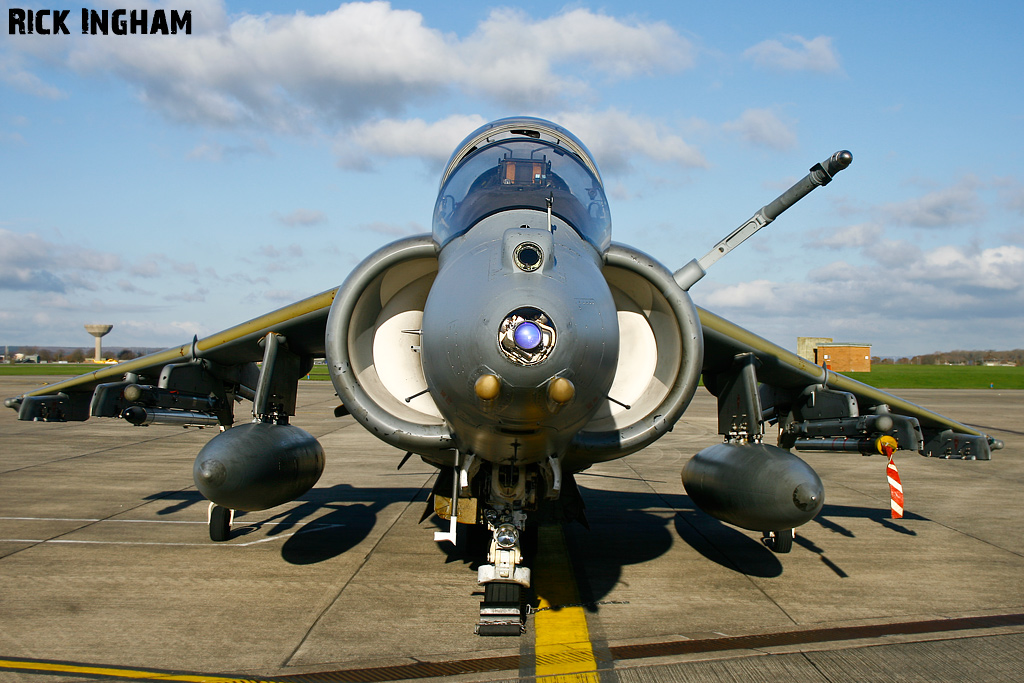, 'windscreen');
433,138,611,251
